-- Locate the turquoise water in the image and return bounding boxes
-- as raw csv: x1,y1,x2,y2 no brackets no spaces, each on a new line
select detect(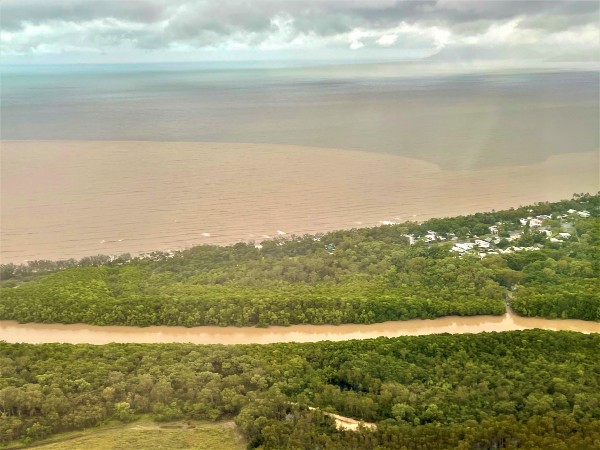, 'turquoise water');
1,62,598,169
